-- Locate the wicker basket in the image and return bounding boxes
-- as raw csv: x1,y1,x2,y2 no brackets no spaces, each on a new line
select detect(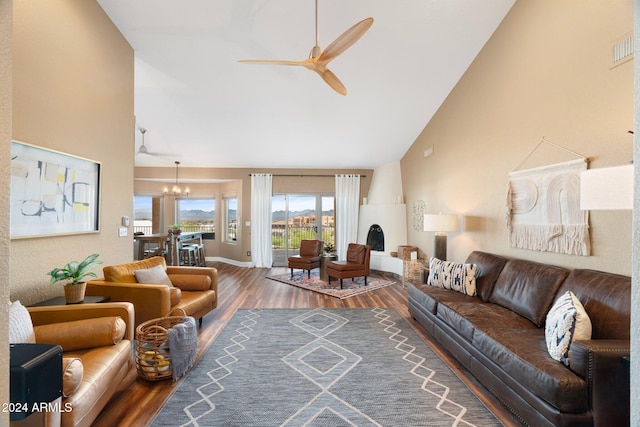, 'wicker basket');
135,314,189,381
